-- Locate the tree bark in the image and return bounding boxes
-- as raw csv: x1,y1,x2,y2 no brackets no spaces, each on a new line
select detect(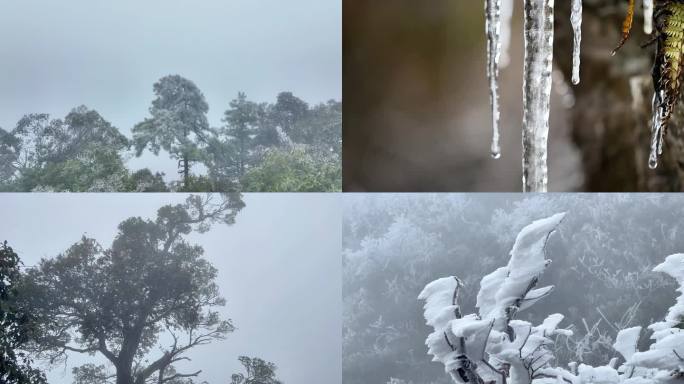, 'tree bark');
554,0,684,191
183,155,190,187
115,325,145,384
116,363,134,384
